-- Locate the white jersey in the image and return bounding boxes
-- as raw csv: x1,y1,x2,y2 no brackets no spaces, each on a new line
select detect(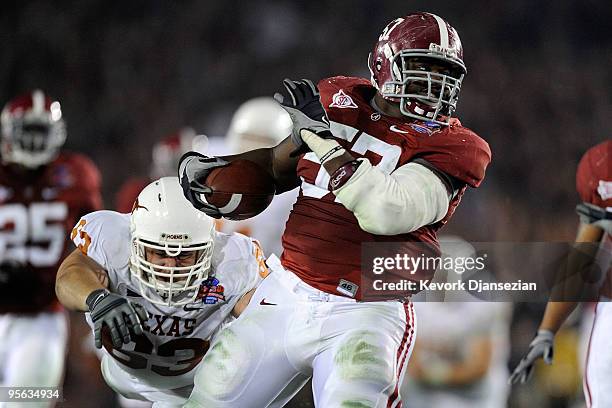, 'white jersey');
402,301,511,407
72,210,266,389
207,136,298,257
